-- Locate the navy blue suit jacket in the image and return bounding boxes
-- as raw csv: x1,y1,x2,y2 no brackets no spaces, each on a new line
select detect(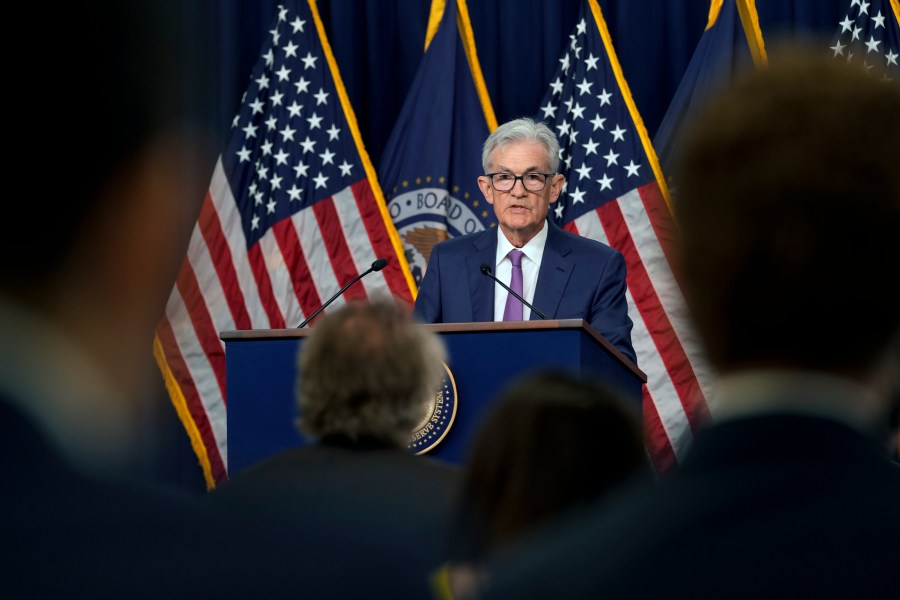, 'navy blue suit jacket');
413,220,636,364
